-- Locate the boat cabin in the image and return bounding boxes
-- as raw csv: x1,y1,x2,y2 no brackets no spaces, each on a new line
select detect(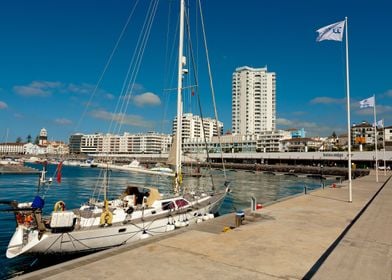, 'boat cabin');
121,186,161,208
